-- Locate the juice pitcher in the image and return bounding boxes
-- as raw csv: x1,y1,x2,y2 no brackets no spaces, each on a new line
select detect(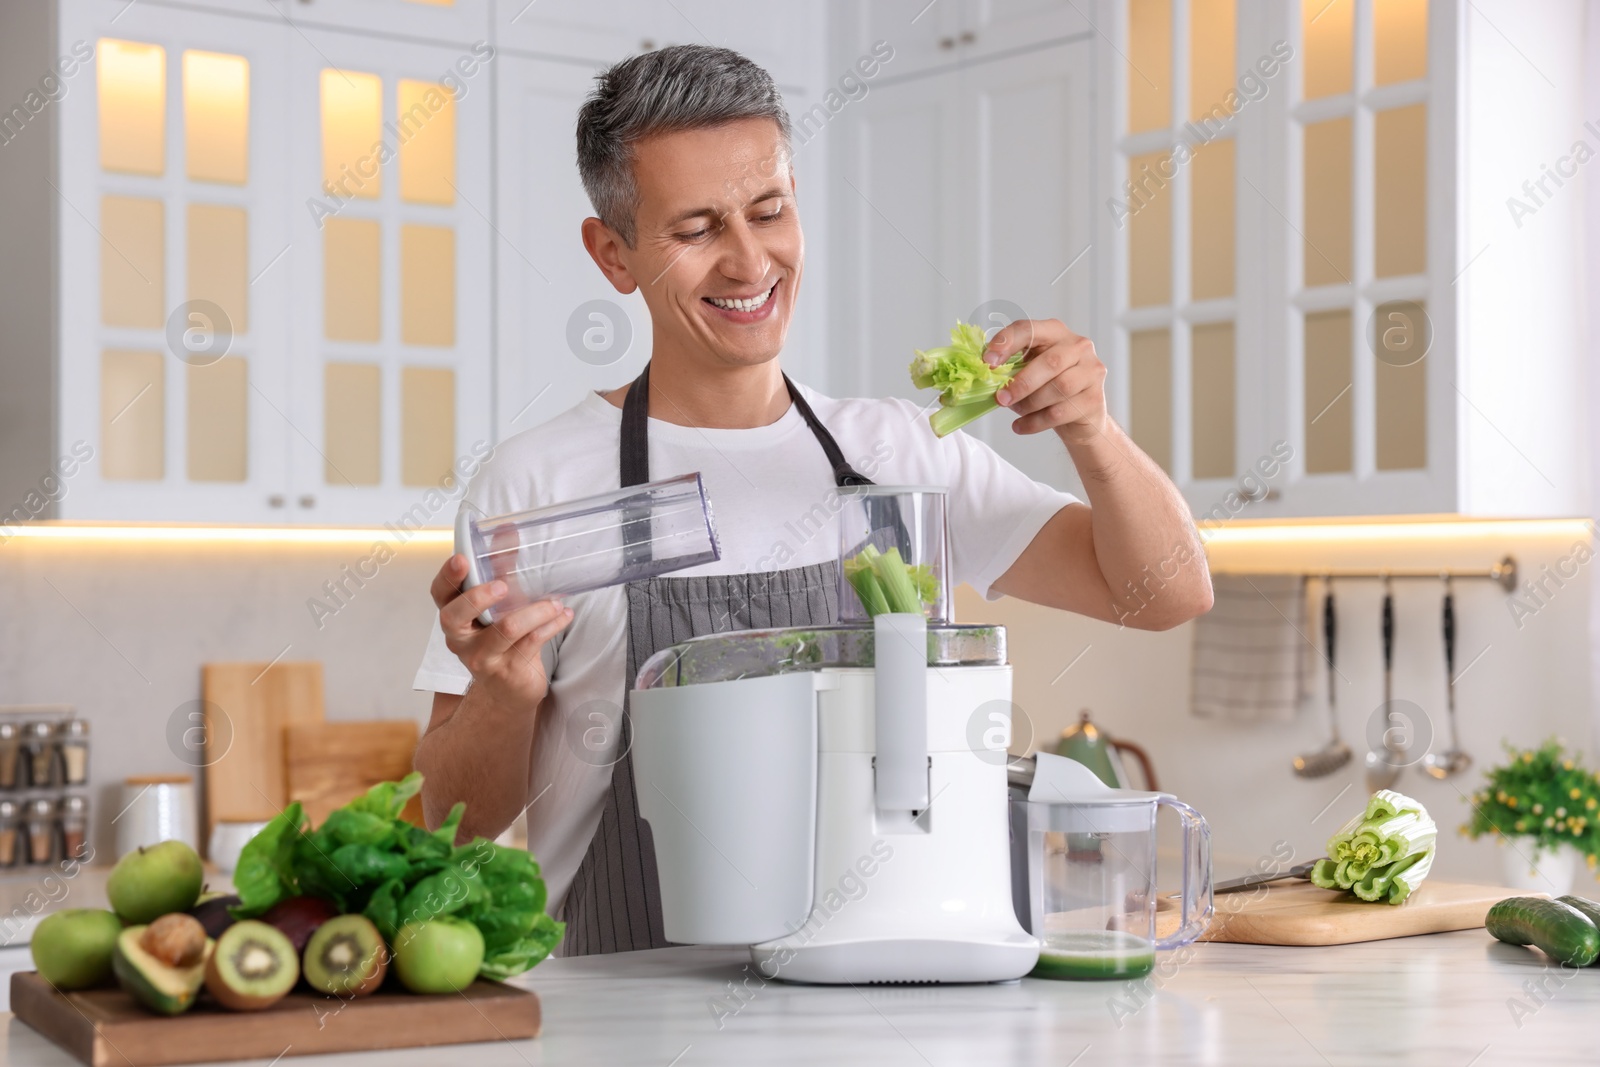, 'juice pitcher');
1008,753,1212,979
